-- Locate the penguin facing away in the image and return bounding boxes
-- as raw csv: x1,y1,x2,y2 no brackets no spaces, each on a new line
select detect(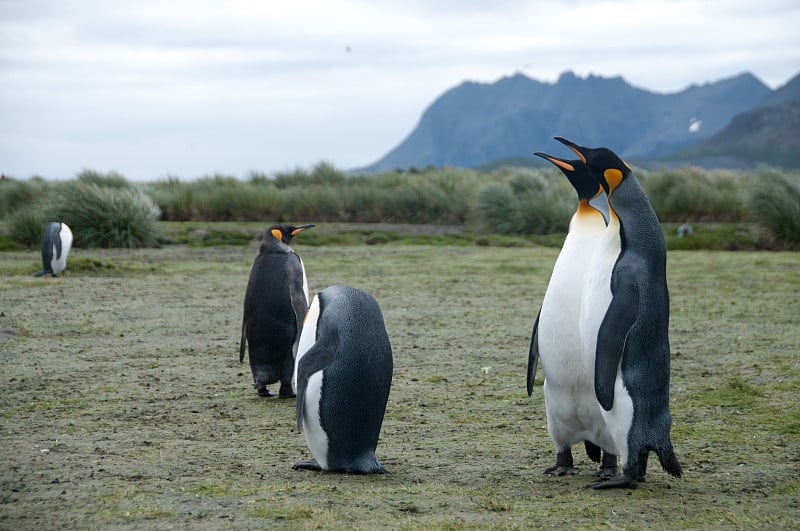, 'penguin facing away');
34,222,73,277
293,285,393,474
555,136,682,489
239,224,314,398
527,152,617,479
